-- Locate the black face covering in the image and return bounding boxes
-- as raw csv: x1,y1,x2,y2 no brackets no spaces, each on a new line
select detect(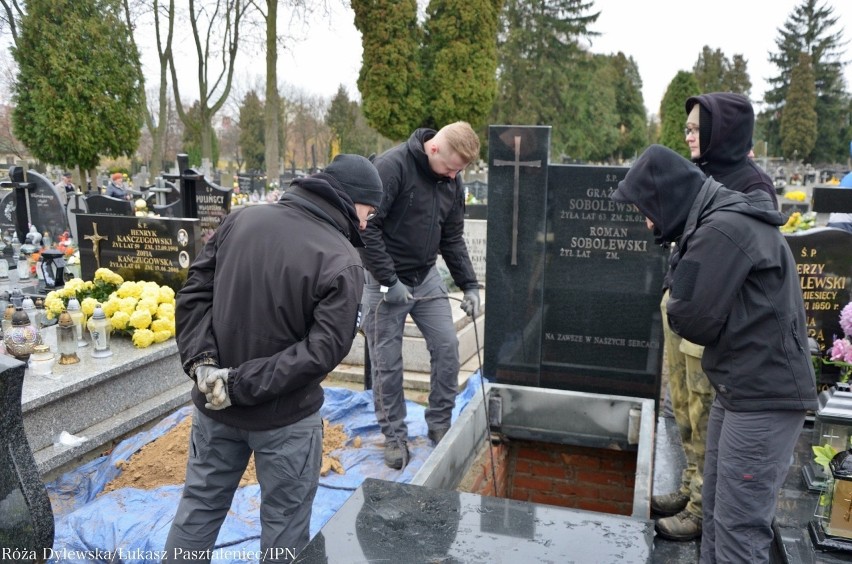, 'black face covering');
611,145,706,245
